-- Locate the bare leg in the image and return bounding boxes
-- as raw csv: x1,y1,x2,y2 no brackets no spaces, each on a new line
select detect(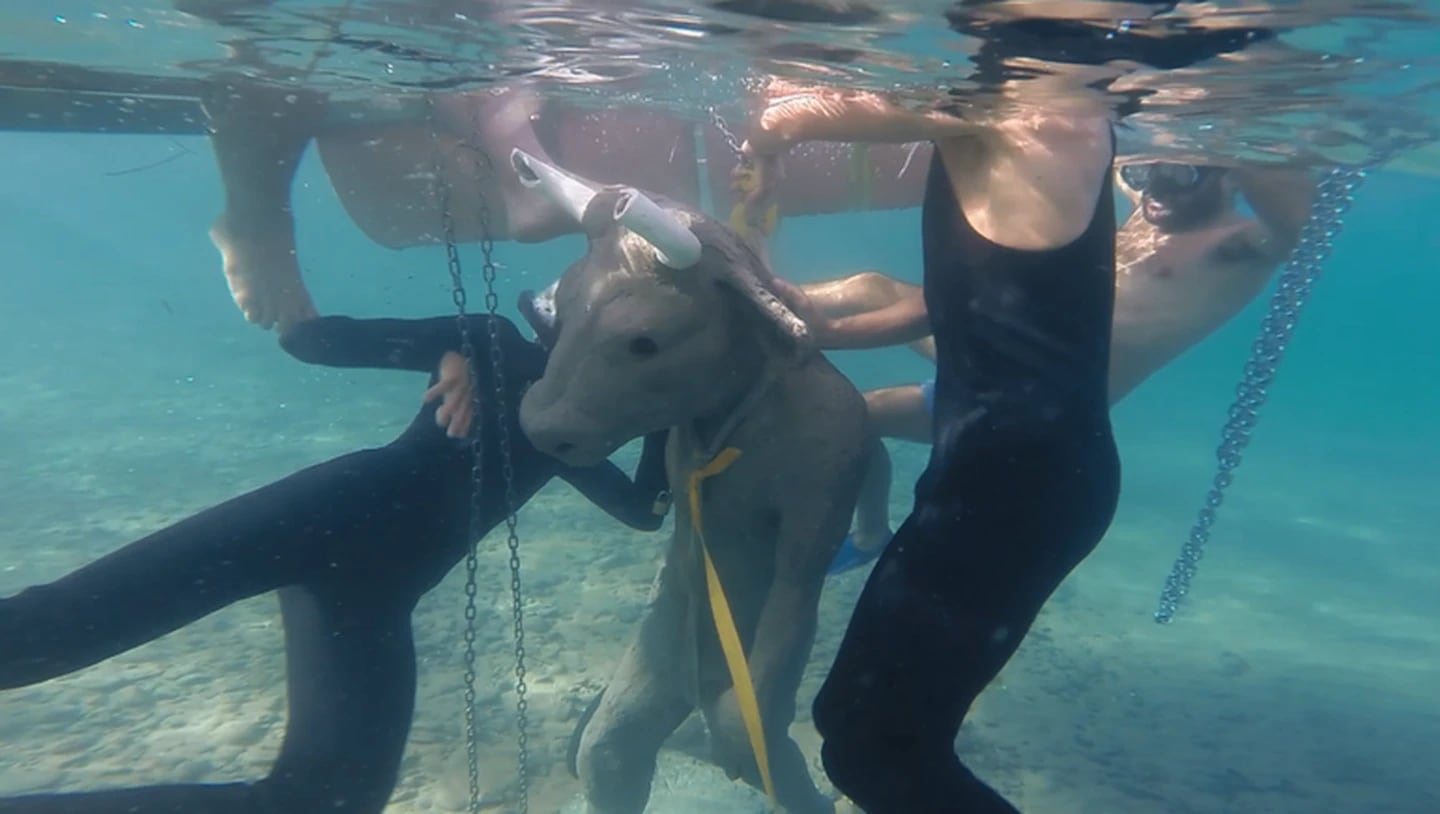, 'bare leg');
829,390,919,573
203,80,324,331
907,336,936,362
431,88,576,243
863,385,931,443
799,270,916,321
849,433,894,554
